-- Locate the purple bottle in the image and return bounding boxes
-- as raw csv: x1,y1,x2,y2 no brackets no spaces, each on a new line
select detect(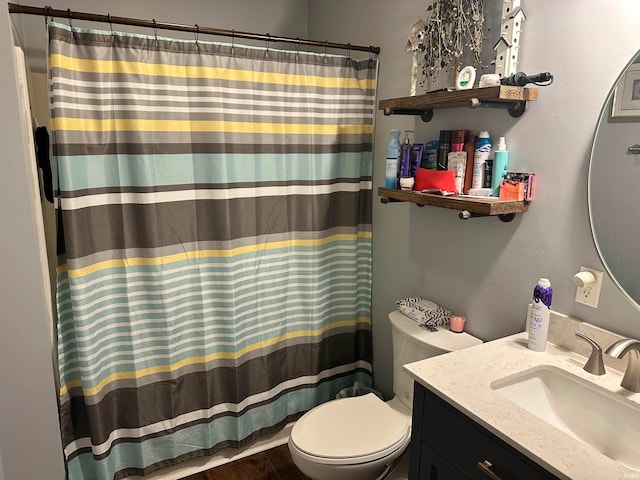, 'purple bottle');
527,278,552,352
